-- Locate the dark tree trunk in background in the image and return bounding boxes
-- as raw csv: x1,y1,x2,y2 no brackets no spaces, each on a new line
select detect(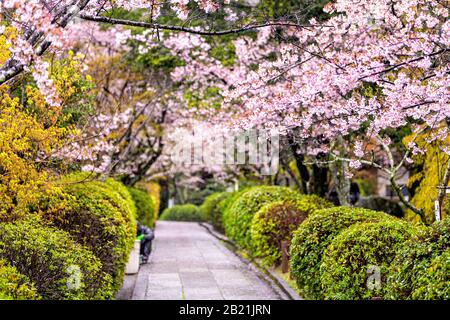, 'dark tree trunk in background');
159,178,169,214
287,134,330,196
294,154,310,192
310,162,328,197
288,135,309,193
